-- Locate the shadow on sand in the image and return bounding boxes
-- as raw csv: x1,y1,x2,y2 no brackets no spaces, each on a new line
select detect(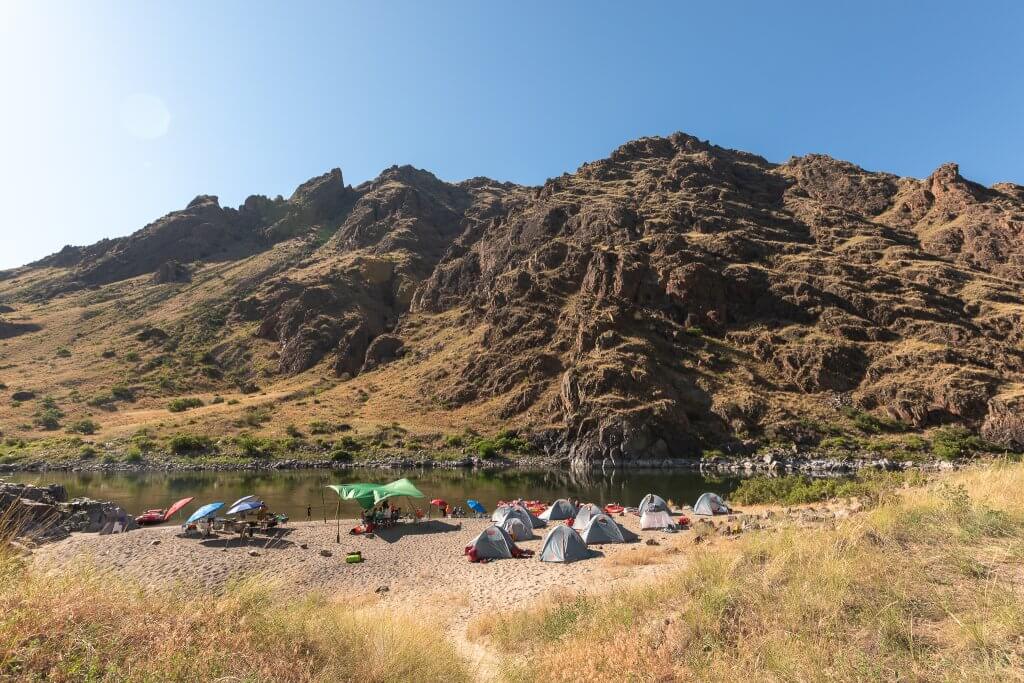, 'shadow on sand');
191,527,297,550
370,520,462,545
